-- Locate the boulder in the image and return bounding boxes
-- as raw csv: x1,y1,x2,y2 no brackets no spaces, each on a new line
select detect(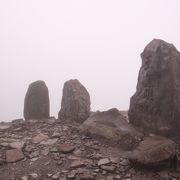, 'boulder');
129,39,180,136
58,79,91,123
79,108,143,150
129,135,176,169
24,80,50,120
